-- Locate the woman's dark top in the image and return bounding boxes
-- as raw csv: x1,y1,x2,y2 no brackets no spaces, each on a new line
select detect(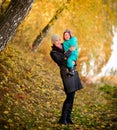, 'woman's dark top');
50,45,83,94
50,45,67,69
